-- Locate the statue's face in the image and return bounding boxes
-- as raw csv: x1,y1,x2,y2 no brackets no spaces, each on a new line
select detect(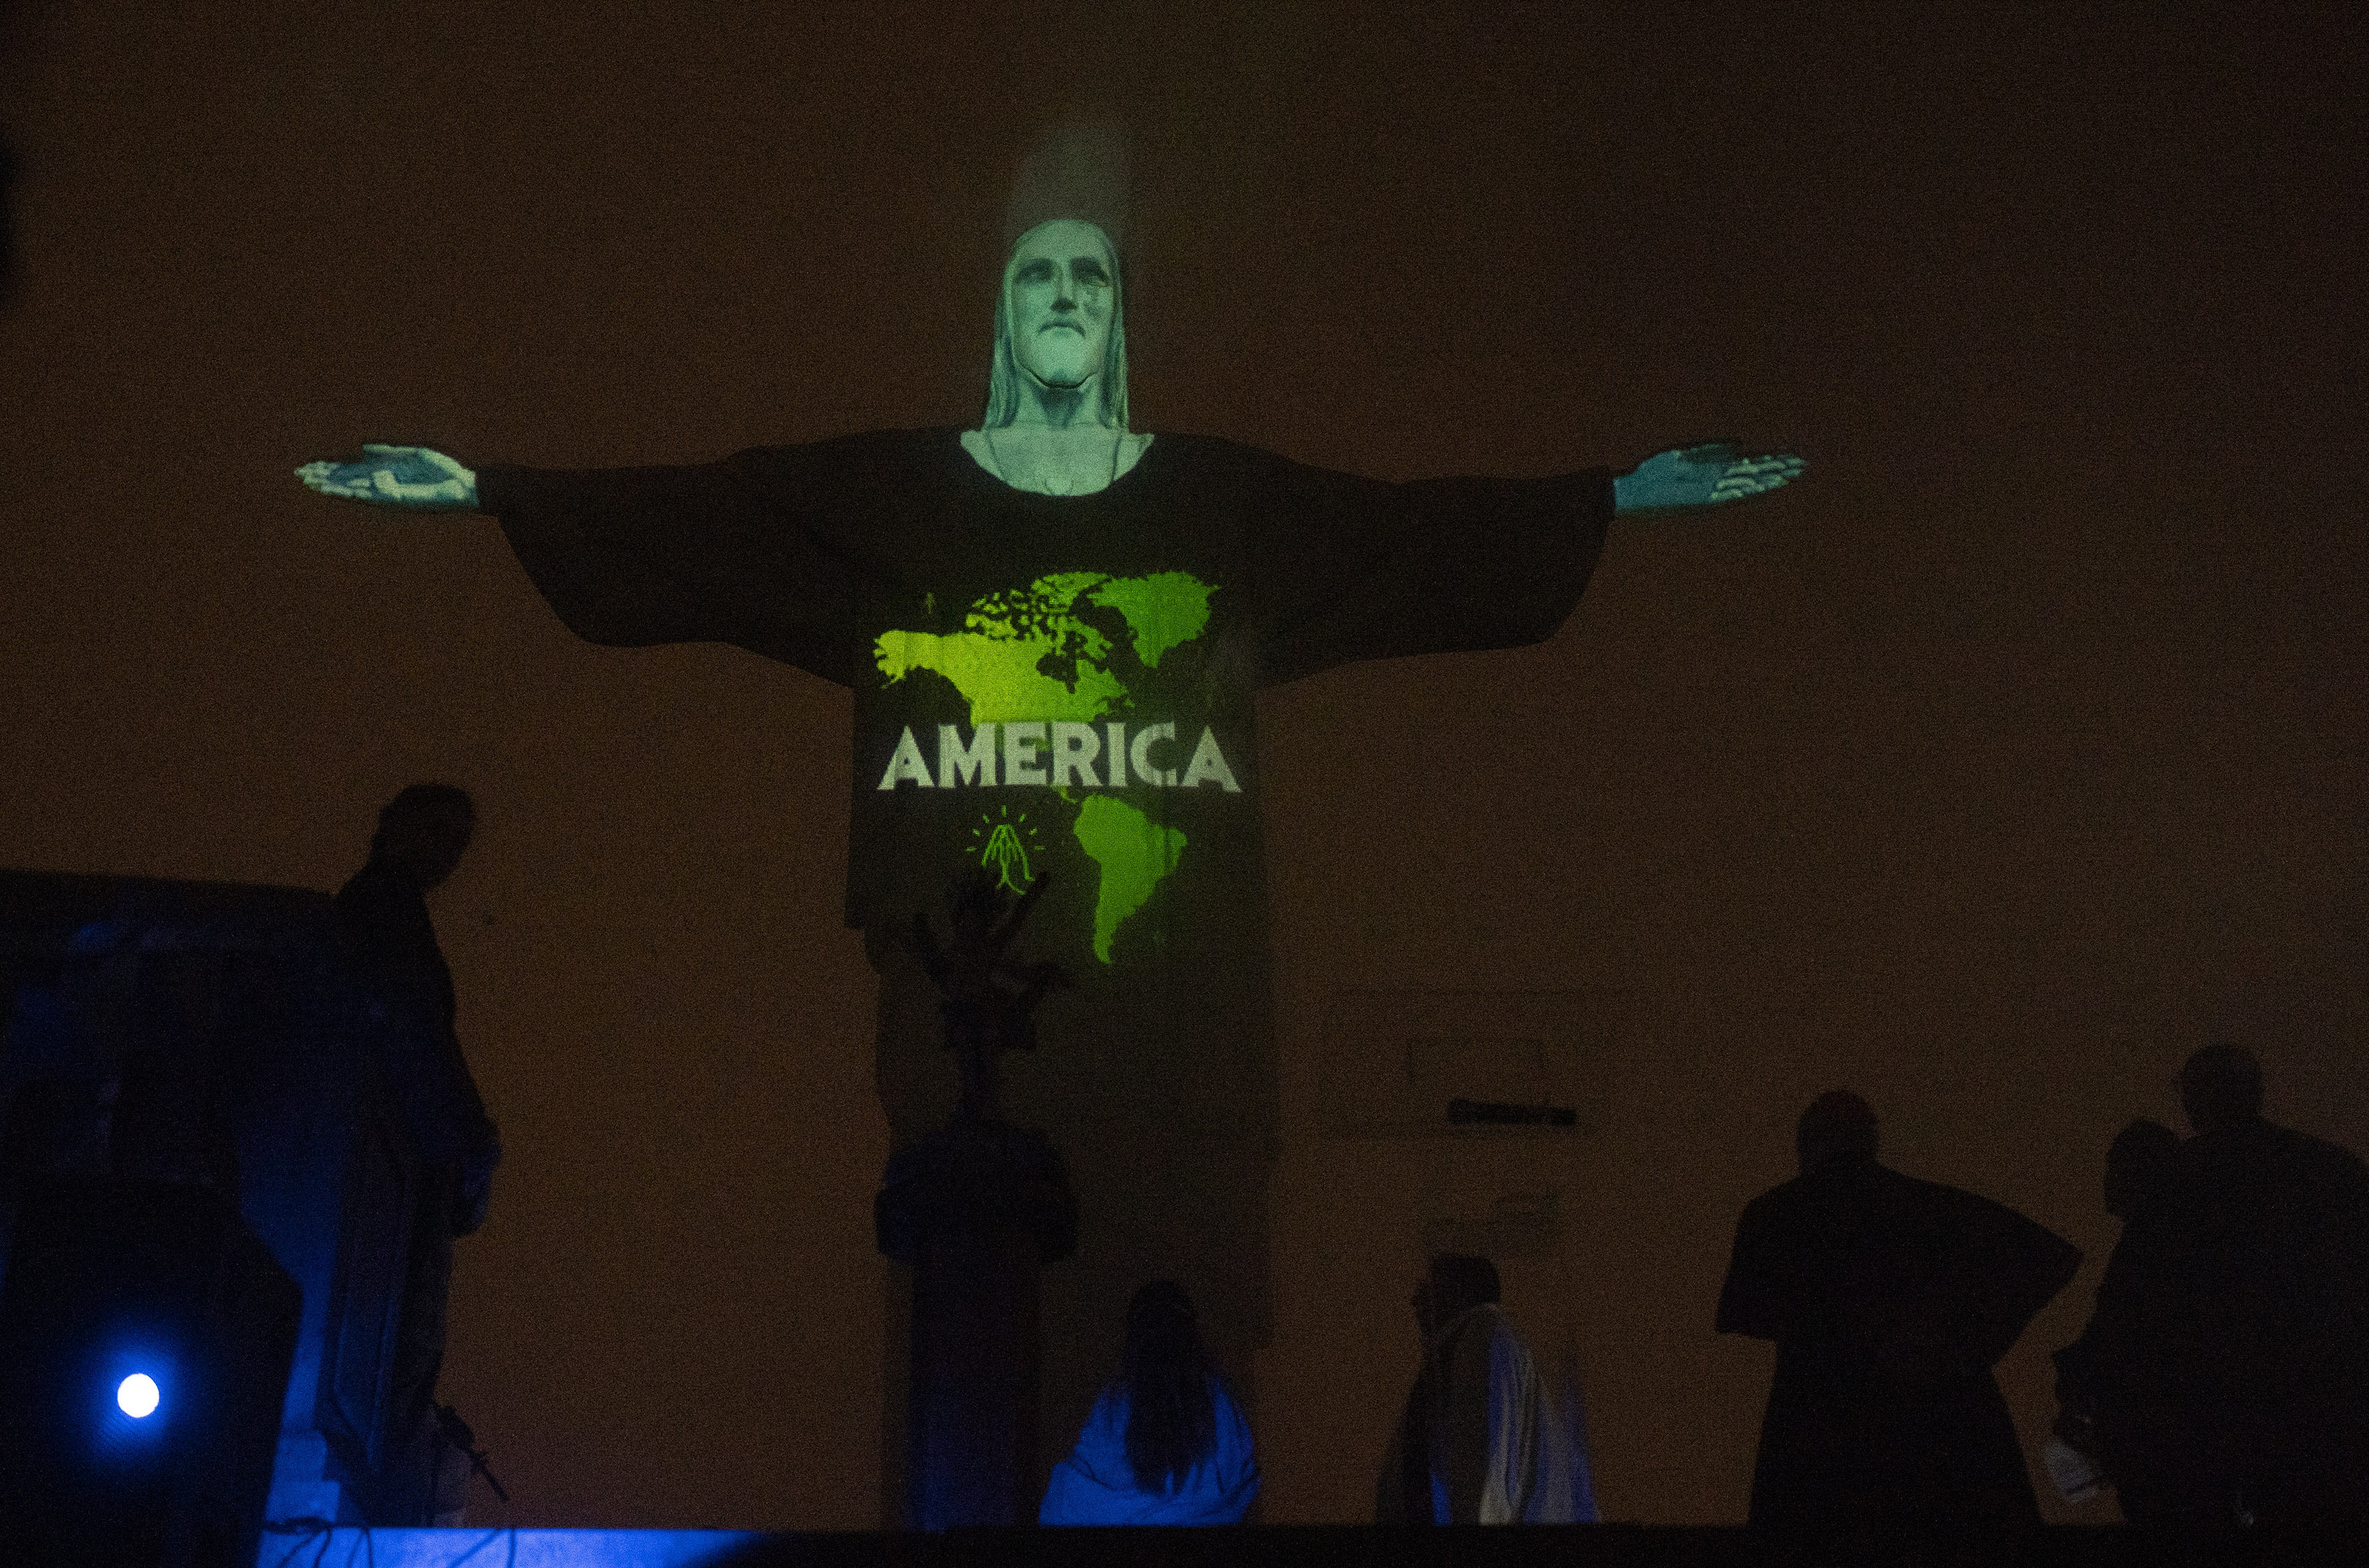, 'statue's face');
1006,219,1115,391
